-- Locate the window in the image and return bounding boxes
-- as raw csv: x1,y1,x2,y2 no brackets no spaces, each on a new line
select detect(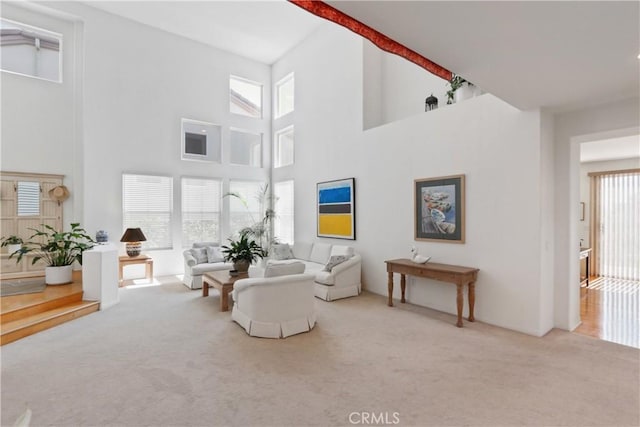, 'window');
17,181,40,216
230,129,262,167
275,73,294,118
274,126,294,168
0,18,62,82
230,76,262,118
122,174,173,250
181,119,221,163
181,178,221,247
274,180,294,244
228,181,265,238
